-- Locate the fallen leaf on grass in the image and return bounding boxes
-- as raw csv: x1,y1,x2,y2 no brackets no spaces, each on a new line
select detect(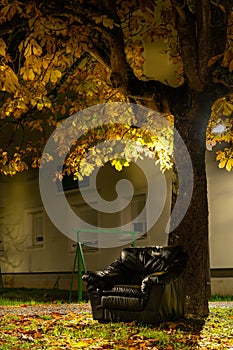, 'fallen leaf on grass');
21,333,34,342
51,312,63,319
